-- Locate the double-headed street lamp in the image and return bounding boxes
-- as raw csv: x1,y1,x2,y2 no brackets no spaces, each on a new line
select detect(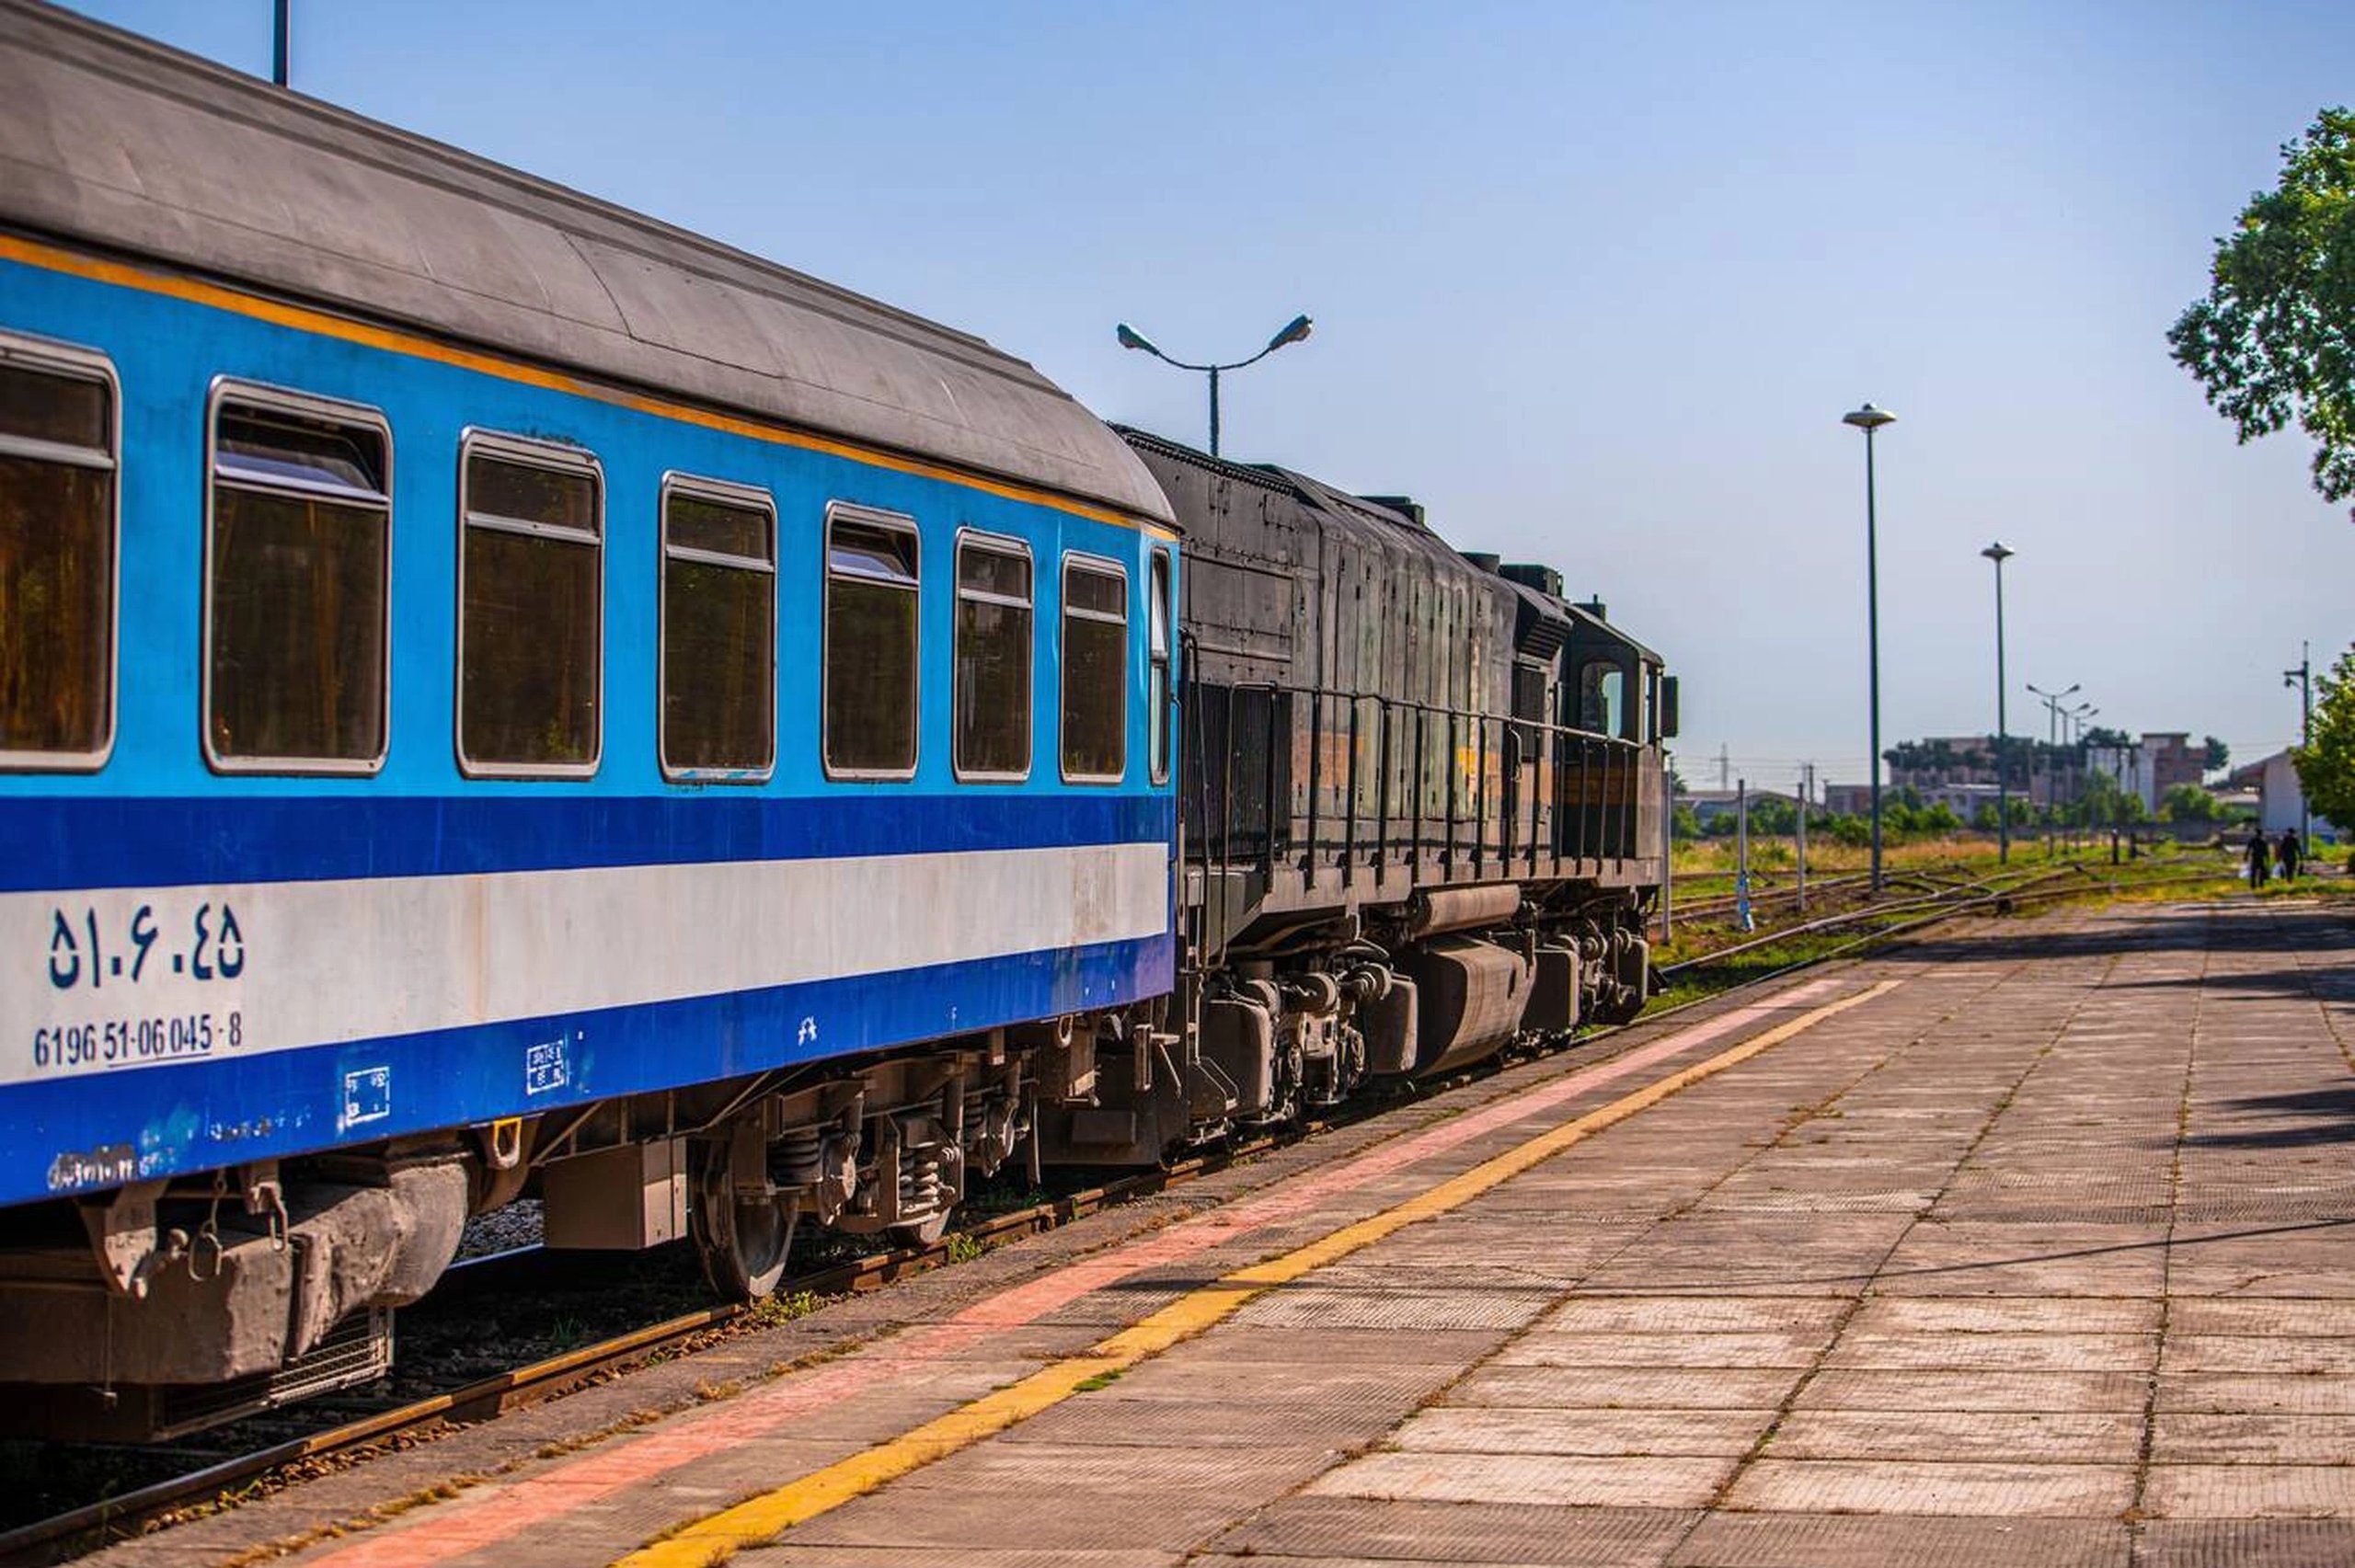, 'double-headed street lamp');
2027,681,2080,838
1843,403,1896,892
1982,543,2015,862
1116,314,1314,458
